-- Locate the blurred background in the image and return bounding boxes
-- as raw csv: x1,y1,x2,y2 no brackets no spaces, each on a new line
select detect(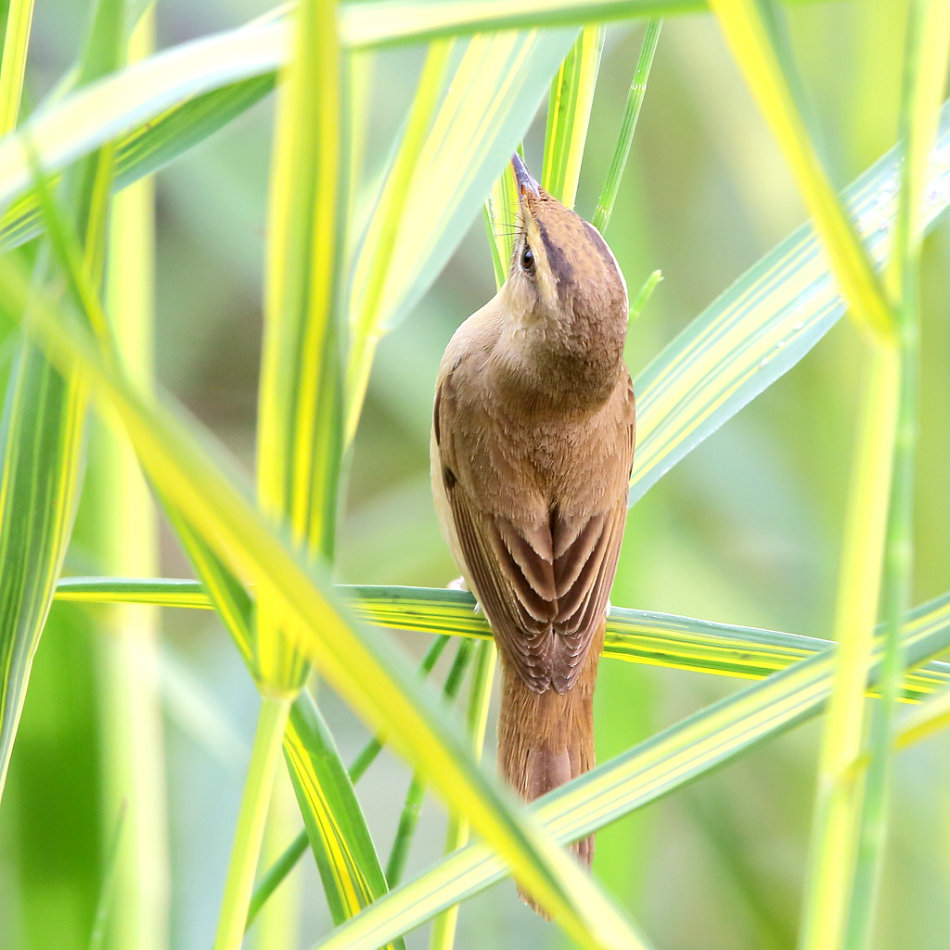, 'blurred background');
1,1,948,948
